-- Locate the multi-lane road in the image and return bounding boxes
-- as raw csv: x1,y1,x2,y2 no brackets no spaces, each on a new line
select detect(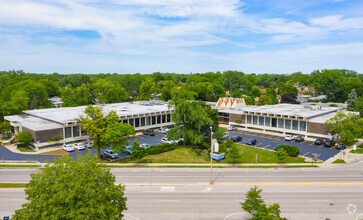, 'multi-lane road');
1,160,363,219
